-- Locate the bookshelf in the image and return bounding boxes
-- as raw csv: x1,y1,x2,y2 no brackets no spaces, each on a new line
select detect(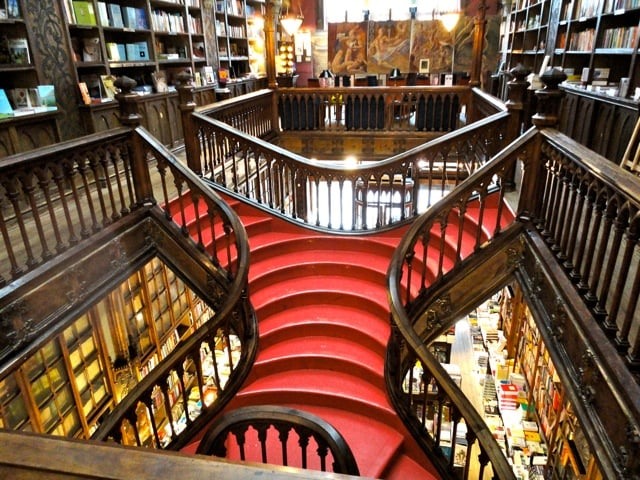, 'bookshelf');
60,0,216,103
501,0,552,76
499,284,602,479
501,0,640,97
214,0,266,79
0,0,61,156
